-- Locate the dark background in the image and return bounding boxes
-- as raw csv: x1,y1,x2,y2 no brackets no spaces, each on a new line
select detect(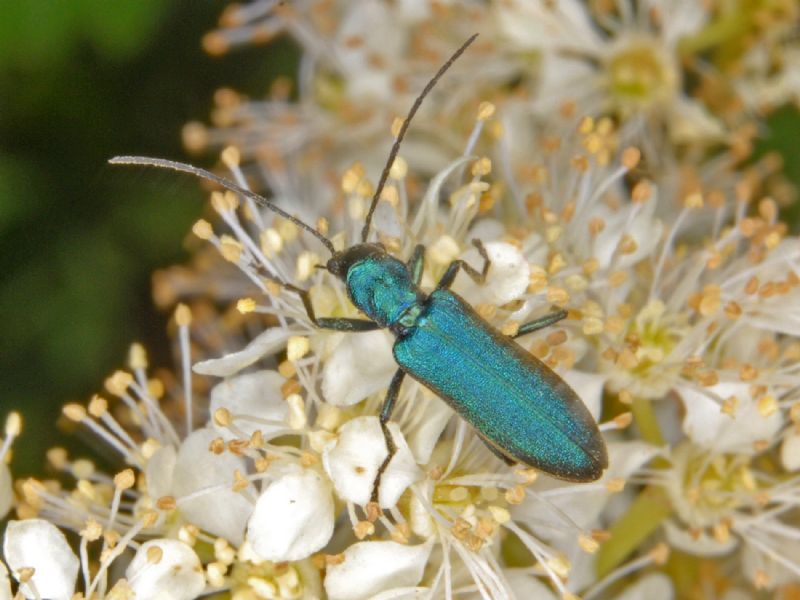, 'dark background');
0,1,798,478
0,1,297,474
